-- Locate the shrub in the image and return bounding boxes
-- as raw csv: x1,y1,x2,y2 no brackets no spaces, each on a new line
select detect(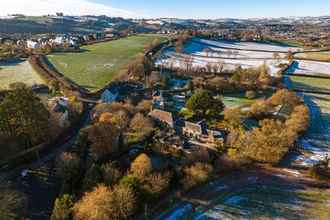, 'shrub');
240,119,294,164
224,108,242,127
87,122,120,161
120,175,141,192
285,105,310,134
0,187,27,220
101,162,122,187
143,172,172,197
268,89,301,107
249,100,273,119
186,90,224,118
73,184,136,220
56,152,81,187
110,184,137,219
51,194,74,220
181,162,213,190
130,153,153,178
126,113,154,144
82,164,103,192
